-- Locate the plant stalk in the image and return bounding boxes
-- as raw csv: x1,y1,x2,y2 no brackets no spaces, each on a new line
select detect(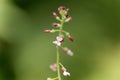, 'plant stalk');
57,46,61,80
57,15,65,80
